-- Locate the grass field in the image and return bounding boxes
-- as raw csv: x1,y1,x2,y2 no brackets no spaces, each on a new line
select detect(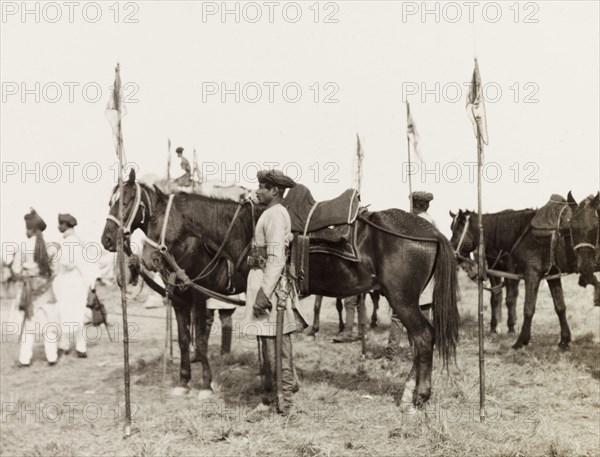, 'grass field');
1,271,599,457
